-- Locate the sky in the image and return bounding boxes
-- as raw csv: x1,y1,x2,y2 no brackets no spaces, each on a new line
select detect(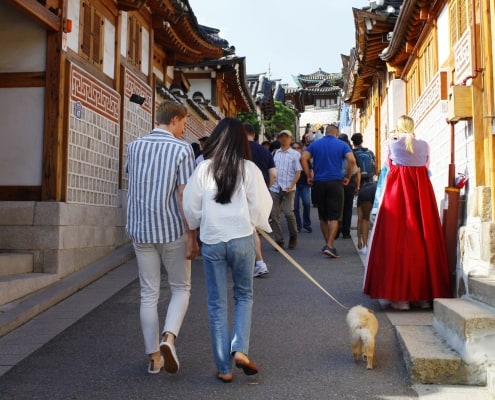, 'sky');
188,0,369,86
